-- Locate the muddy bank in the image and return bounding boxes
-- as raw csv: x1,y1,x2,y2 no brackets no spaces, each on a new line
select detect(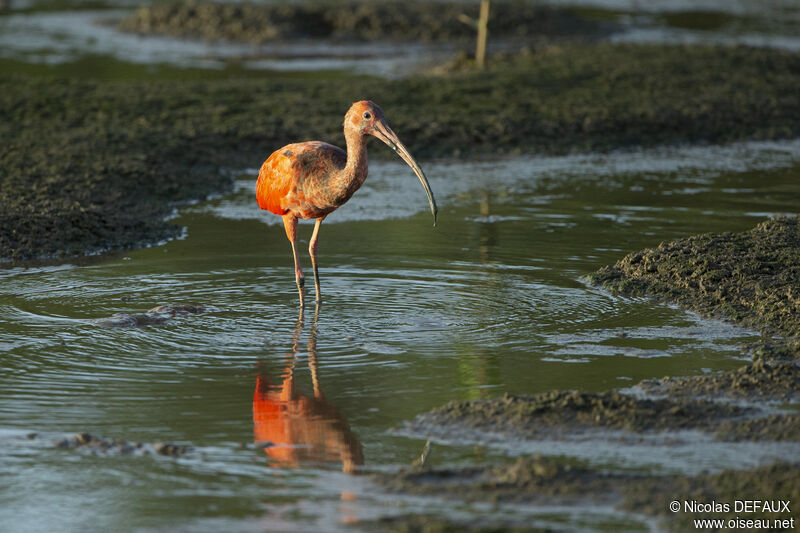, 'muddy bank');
588,216,800,398
640,358,800,401
621,462,800,532
716,414,800,442
411,390,751,436
408,389,800,443
370,456,627,532
4,44,800,261
118,1,613,45
365,515,553,533
374,459,800,533
379,455,634,503
589,216,800,347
